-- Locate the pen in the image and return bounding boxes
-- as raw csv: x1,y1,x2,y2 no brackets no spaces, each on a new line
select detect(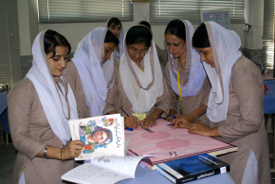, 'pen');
125,127,134,131
121,107,131,117
167,116,176,126
121,107,154,133
121,107,134,131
